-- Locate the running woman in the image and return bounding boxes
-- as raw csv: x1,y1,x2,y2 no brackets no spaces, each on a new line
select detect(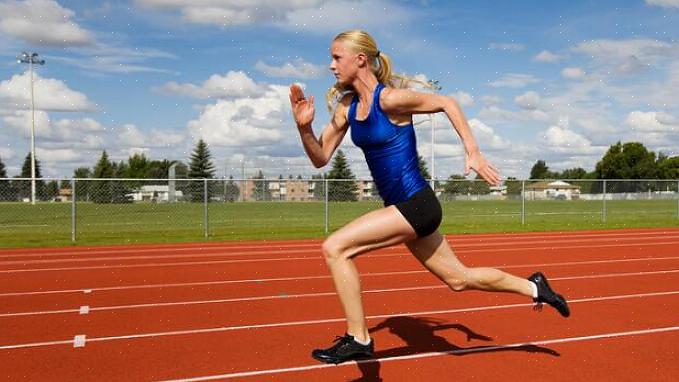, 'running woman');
289,30,570,365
